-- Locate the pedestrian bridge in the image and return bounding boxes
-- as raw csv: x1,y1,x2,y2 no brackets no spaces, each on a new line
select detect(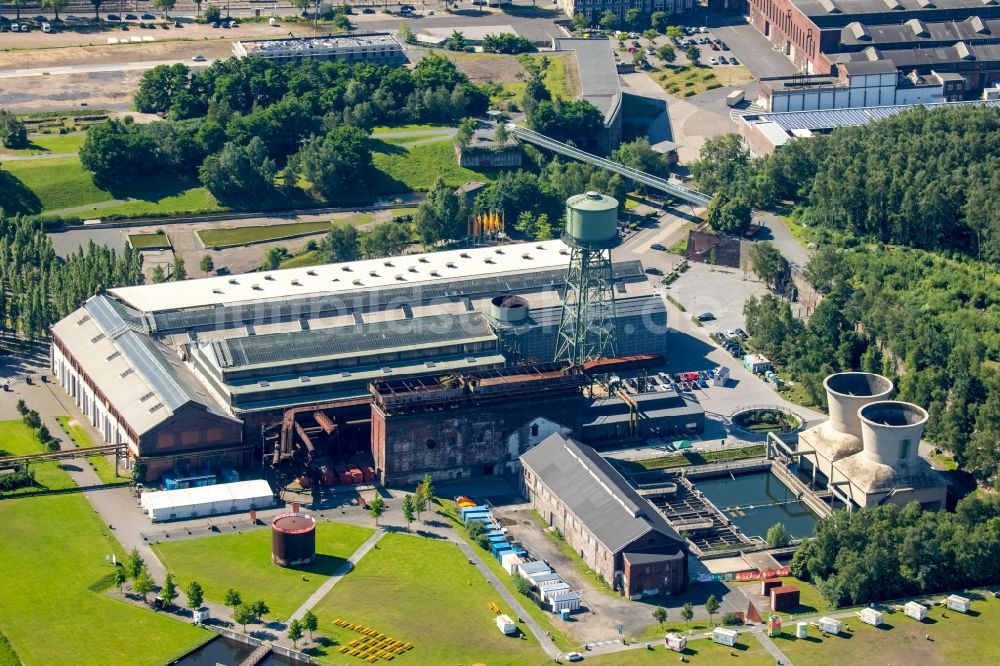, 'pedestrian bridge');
507,124,713,208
